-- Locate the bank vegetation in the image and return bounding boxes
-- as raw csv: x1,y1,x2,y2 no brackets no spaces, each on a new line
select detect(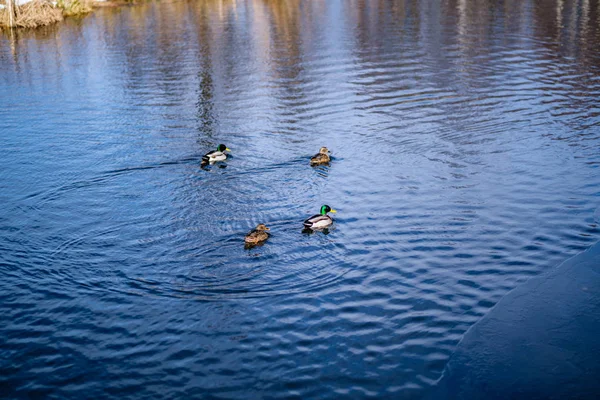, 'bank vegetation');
0,0,113,29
